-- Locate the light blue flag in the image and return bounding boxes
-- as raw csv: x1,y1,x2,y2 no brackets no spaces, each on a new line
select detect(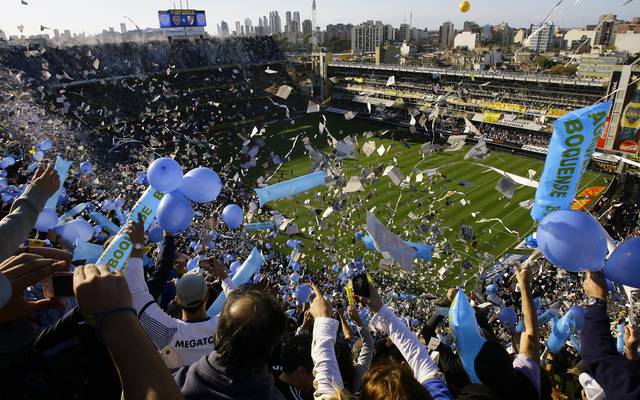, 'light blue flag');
95,187,164,272
88,212,121,235
245,222,275,231
44,156,72,210
449,289,485,383
56,203,88,226
360,235,432,260
531,101,611,221
72,239,104,263
207,247,266,317
254,171,327,206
